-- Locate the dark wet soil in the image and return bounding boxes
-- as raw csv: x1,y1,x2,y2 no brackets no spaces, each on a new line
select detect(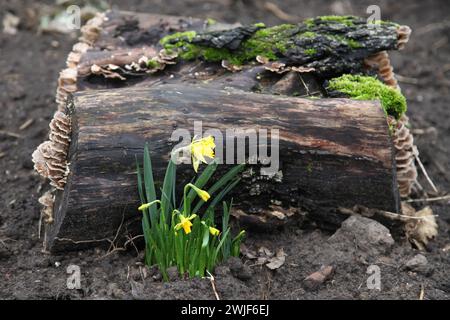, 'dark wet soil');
0,0,449,299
